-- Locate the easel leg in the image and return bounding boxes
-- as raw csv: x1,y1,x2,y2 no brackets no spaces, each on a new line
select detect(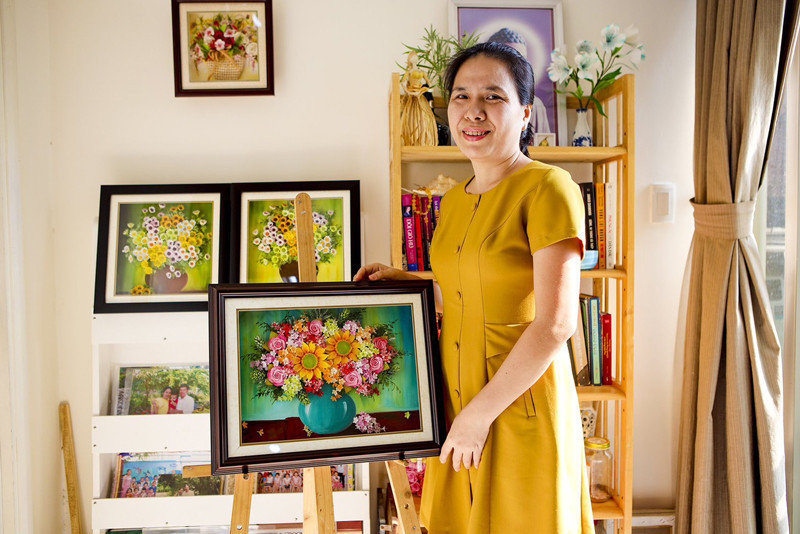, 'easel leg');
303,466,336,534
230,473,255,534
59,402,83,534
385,461,421,534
